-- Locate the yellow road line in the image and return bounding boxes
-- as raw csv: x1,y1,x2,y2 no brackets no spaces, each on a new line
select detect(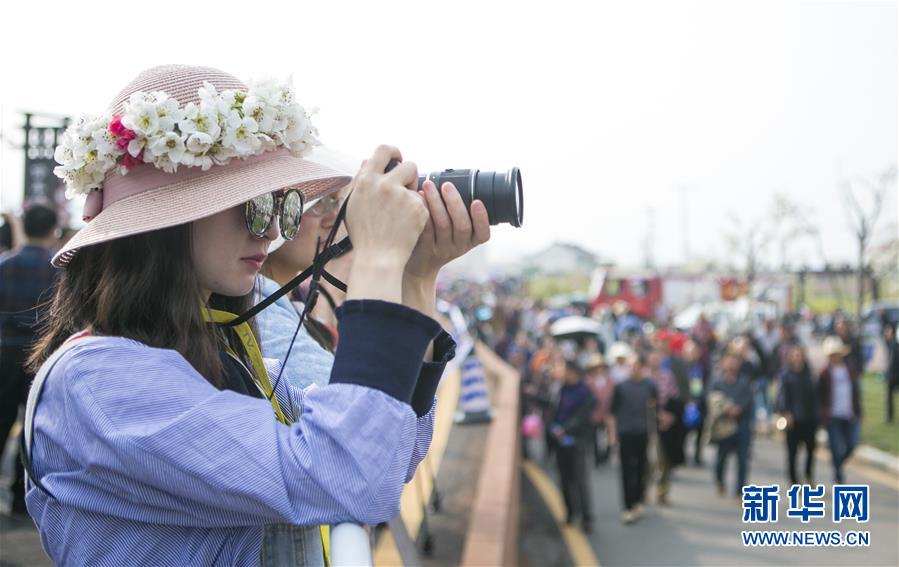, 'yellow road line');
373,366,461,565
521,460,601,567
